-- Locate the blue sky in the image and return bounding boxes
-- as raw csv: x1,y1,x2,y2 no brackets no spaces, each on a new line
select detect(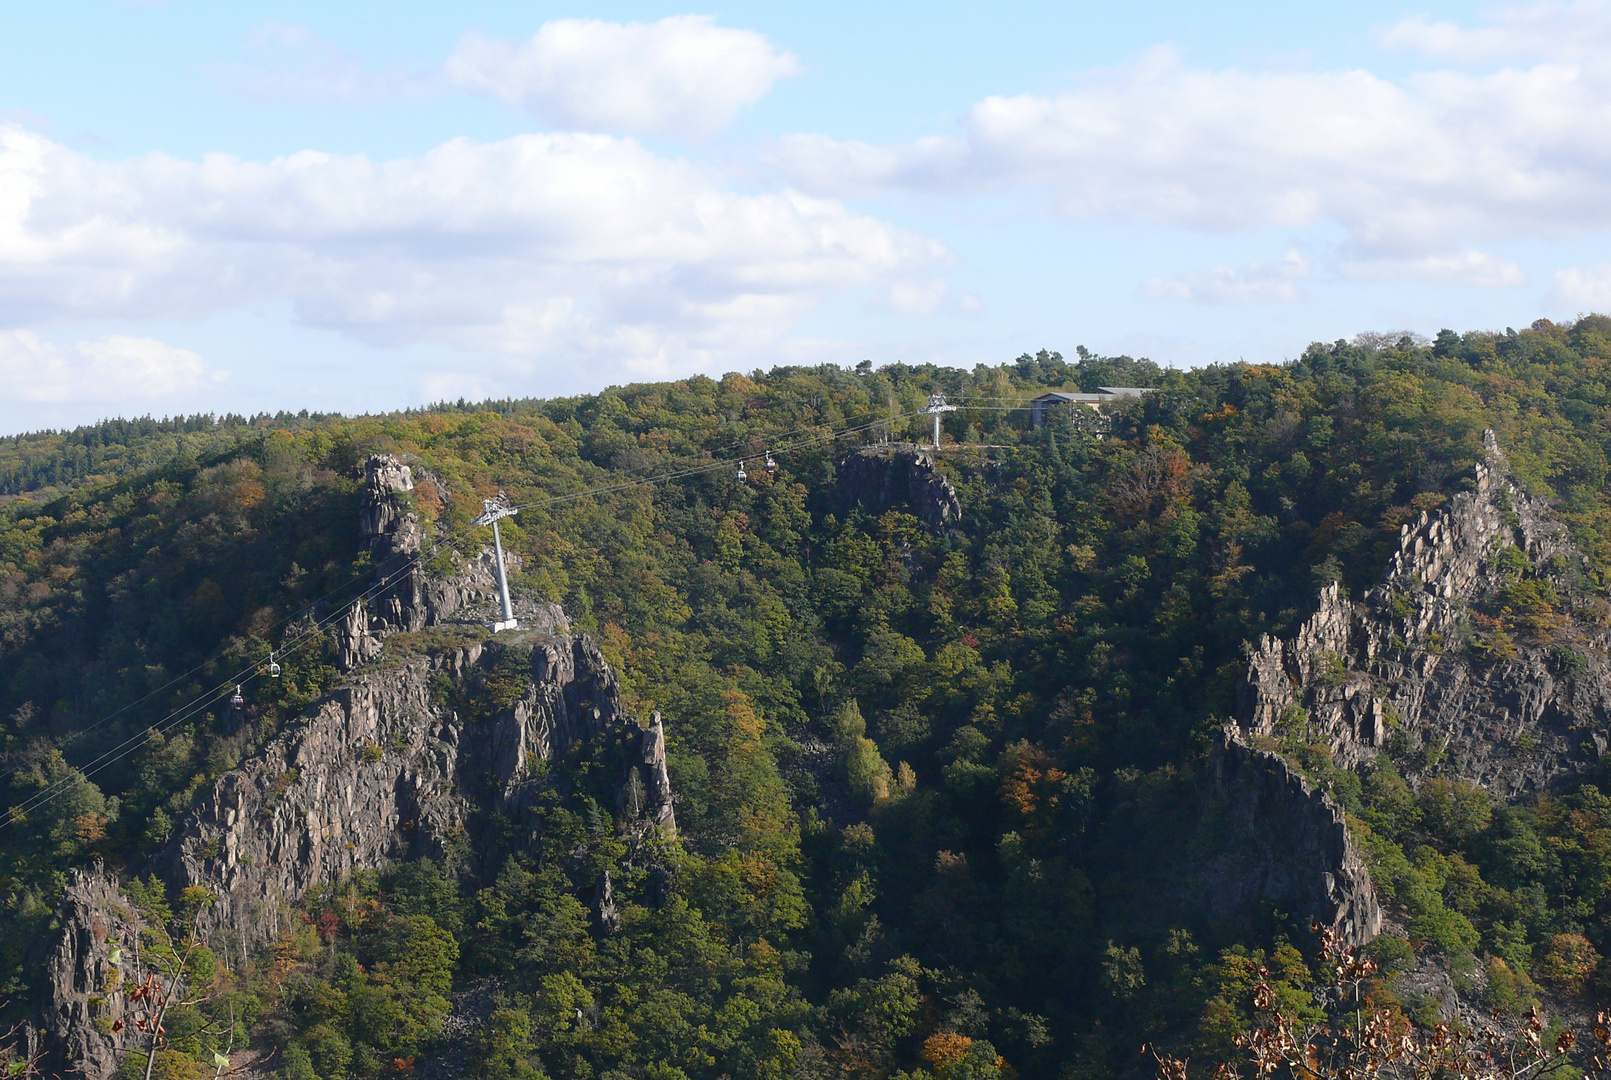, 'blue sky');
0,0,1607,432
